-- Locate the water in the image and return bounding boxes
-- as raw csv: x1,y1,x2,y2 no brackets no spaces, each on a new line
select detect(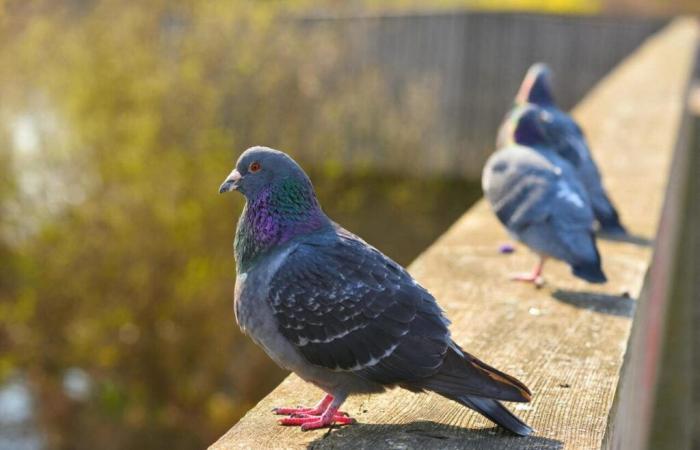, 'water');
0,379,44,450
